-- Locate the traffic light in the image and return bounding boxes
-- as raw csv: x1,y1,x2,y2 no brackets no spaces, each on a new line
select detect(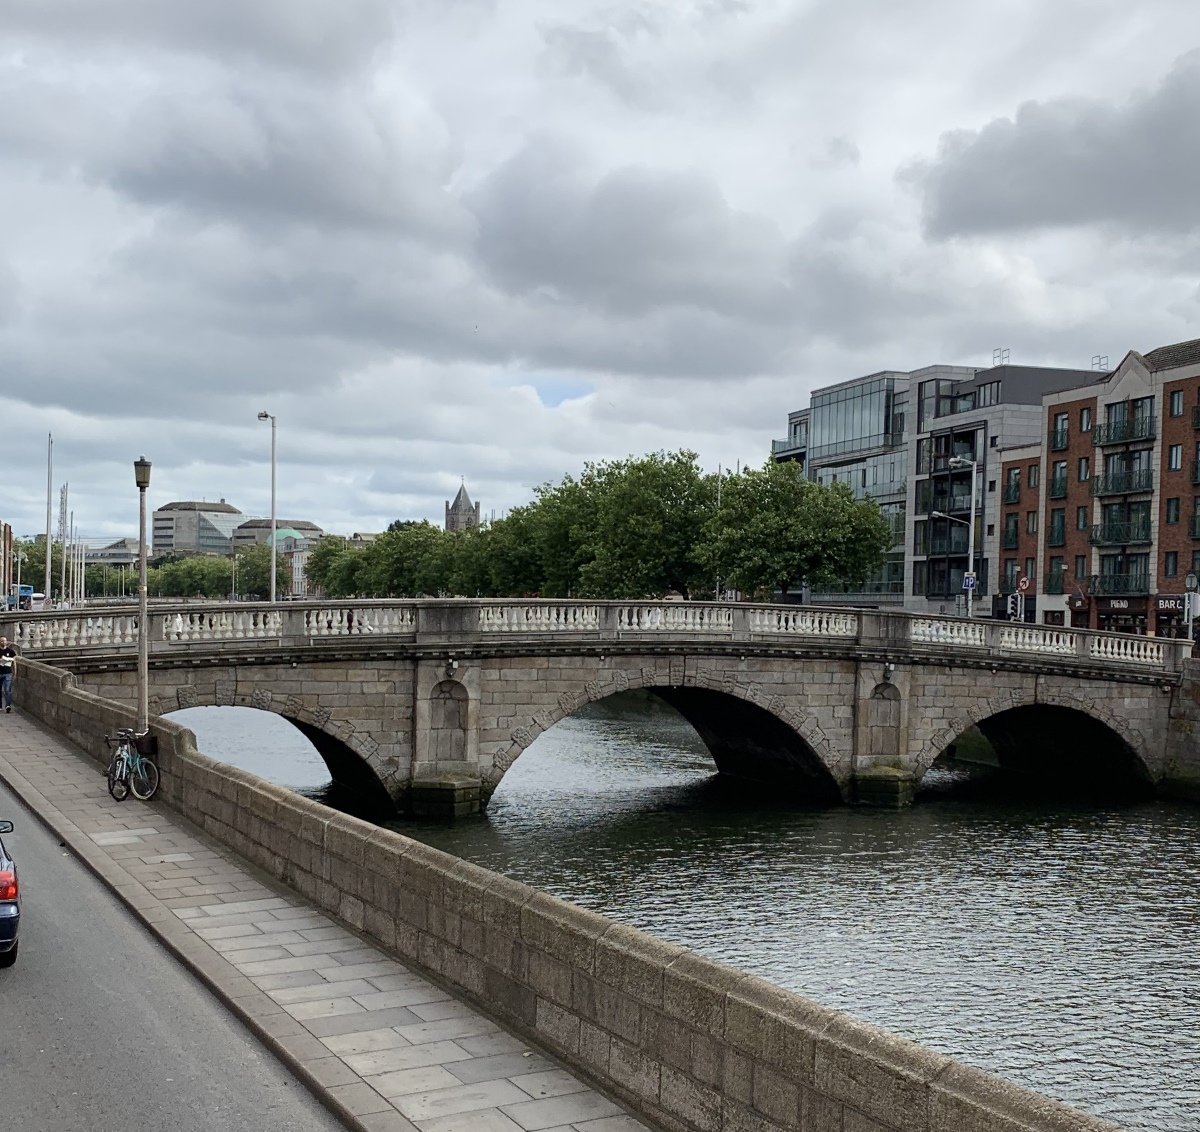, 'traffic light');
1007,593,1020,620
